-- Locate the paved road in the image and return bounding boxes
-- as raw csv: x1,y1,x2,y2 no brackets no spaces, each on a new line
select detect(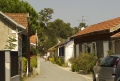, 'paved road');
26,58,92,81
